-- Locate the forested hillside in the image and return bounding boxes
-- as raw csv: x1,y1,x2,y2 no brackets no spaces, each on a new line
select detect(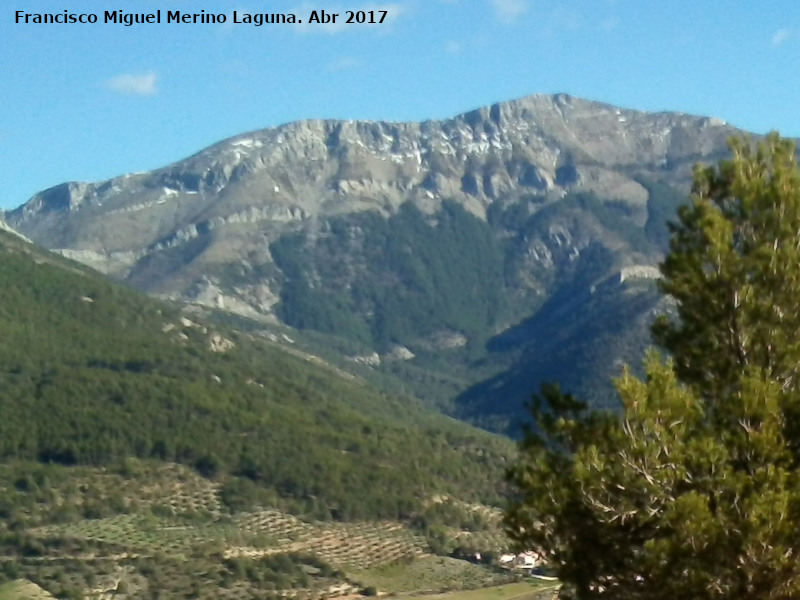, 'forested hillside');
0,229,512,520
